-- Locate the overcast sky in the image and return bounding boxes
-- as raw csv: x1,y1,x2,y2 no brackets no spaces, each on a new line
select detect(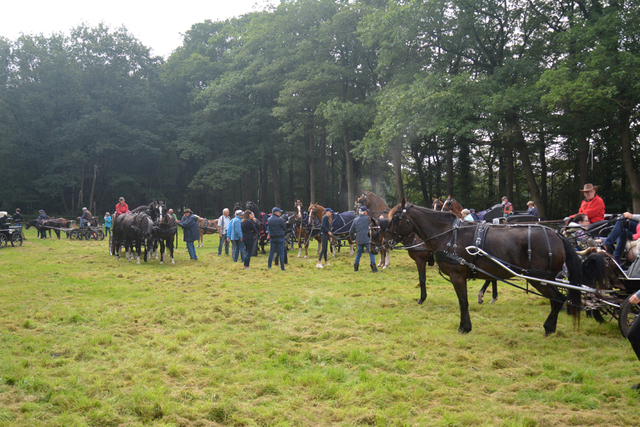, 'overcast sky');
1,0,276,58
